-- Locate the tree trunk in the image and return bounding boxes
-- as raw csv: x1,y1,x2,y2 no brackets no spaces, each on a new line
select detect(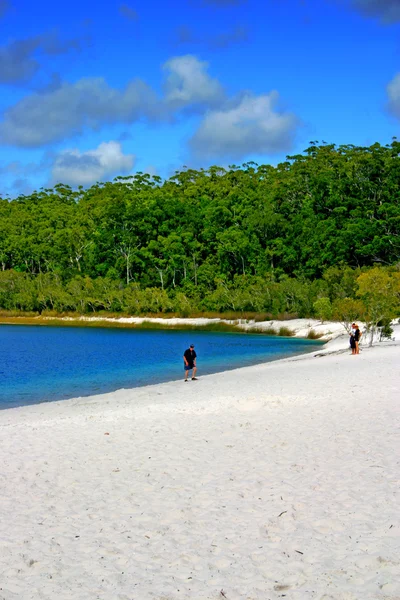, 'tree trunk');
192,254,198,286
368,325,375,347
156,267,164,290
